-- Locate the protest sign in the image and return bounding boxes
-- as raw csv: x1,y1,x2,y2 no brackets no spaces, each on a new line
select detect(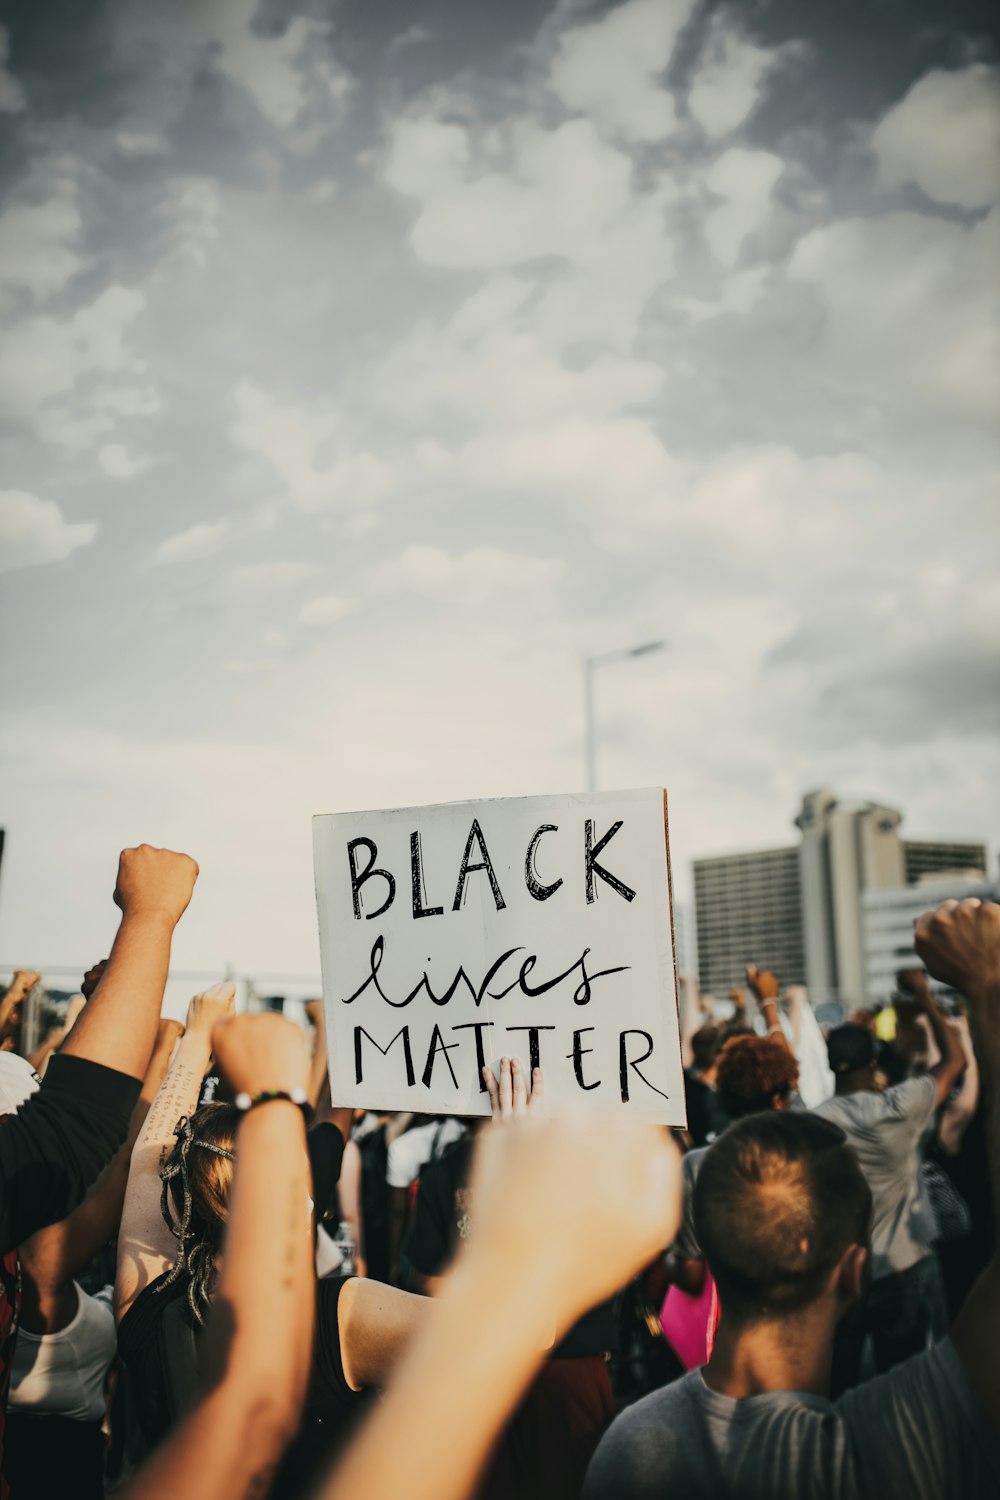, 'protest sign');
313,788,685,1124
